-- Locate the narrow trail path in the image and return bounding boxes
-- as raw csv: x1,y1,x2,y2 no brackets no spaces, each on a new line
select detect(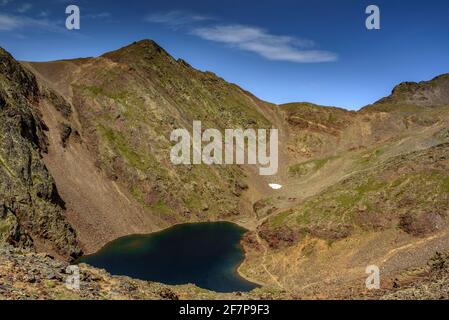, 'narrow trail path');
252,231,293,294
